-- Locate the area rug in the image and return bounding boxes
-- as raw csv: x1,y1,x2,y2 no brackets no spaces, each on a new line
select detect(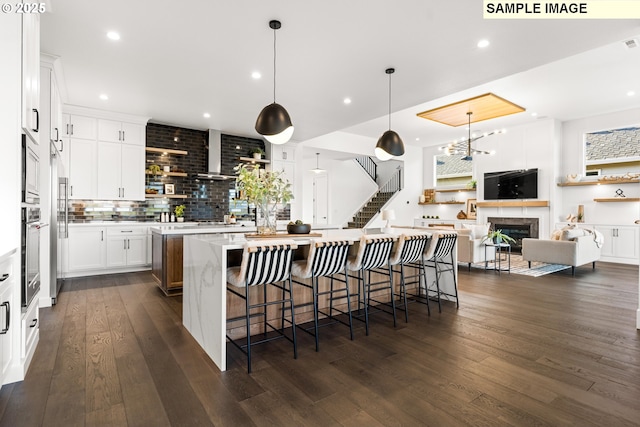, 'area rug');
465,254,571,277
